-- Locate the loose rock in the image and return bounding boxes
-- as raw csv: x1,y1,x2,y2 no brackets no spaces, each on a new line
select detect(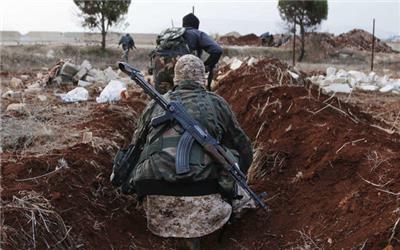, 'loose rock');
37,95,48,101
78,80,93,87
82,131,93,144
6,103,27,113
60,62,79,77
9,77,23,89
